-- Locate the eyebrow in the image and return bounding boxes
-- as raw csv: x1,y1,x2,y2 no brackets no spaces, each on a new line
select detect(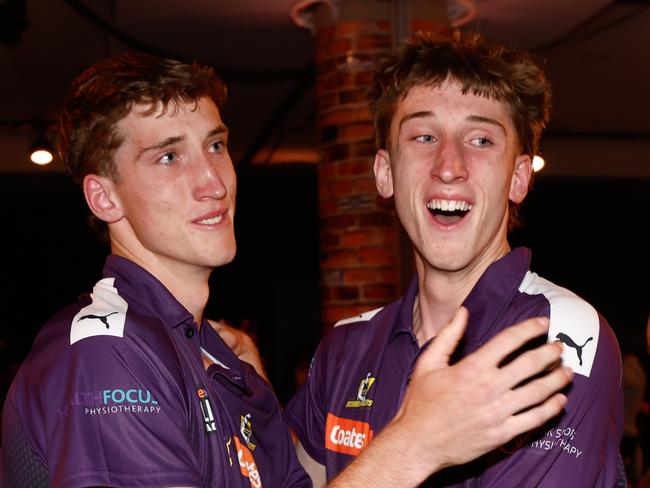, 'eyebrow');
466,115,507,135
398,111,434,131
398,111,508,136
135,125,228,161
